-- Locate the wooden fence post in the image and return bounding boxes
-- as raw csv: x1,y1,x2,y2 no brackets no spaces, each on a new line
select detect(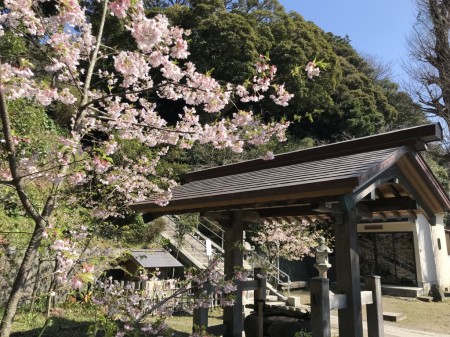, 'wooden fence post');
365,276,384,337
310,277,331,337
253,268,266,337
193,283,209,331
